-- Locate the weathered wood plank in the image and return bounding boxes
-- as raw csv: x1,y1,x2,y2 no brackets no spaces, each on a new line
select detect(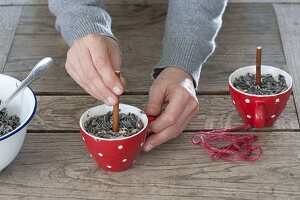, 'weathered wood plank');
0,0,46,5
17,5,56,35
5,3,285,94
274,4,300,125
0,6,22,73
28,95,299,131
0,0,166,6
2,0,300,6
0,130,299,199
